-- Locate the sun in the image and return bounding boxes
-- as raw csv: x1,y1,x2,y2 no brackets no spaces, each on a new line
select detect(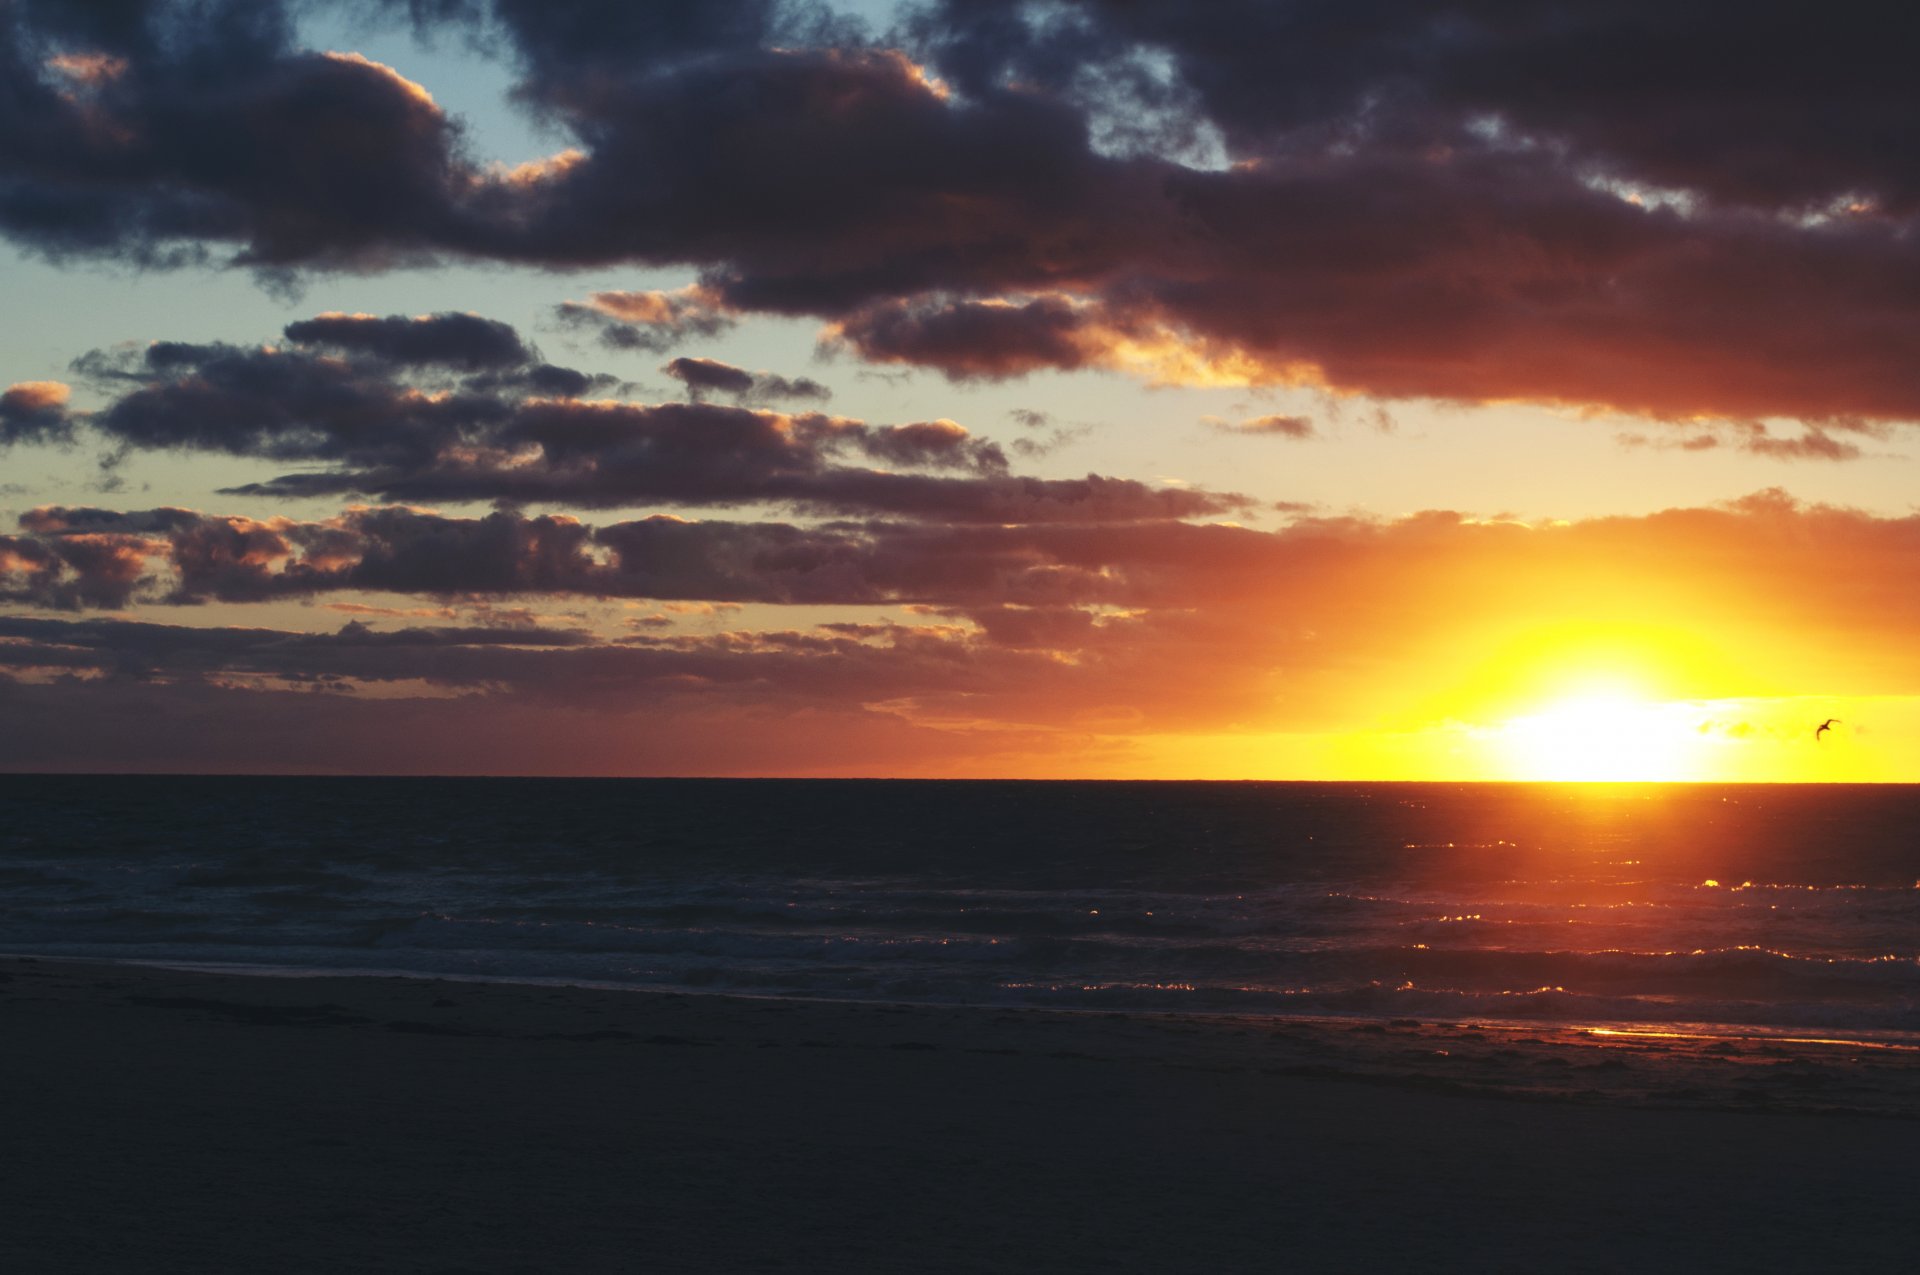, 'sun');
1494,688,1711,782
